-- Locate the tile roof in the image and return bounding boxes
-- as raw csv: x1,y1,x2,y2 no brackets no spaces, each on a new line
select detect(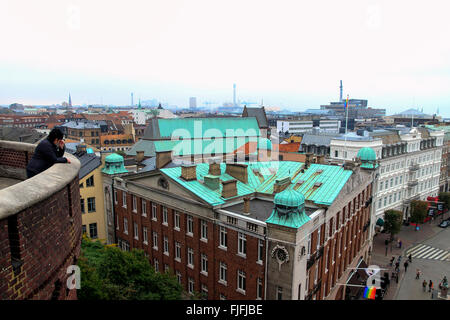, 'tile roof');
301,133,338,147
242,107,269,128
277,142,301,153
67,150,102,179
